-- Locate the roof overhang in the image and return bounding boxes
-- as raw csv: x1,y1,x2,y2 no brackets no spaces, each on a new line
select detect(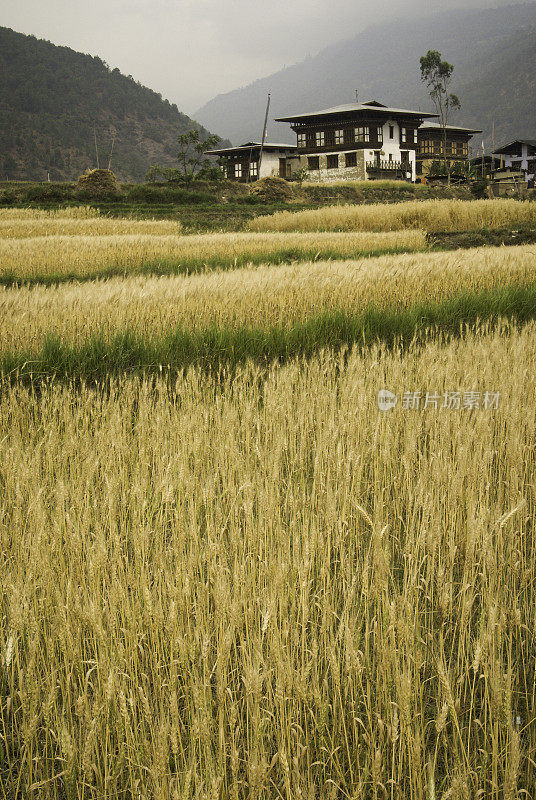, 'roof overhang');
205,142,297,156
275,100,437,124
493,139,536,155
419,123,482,134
